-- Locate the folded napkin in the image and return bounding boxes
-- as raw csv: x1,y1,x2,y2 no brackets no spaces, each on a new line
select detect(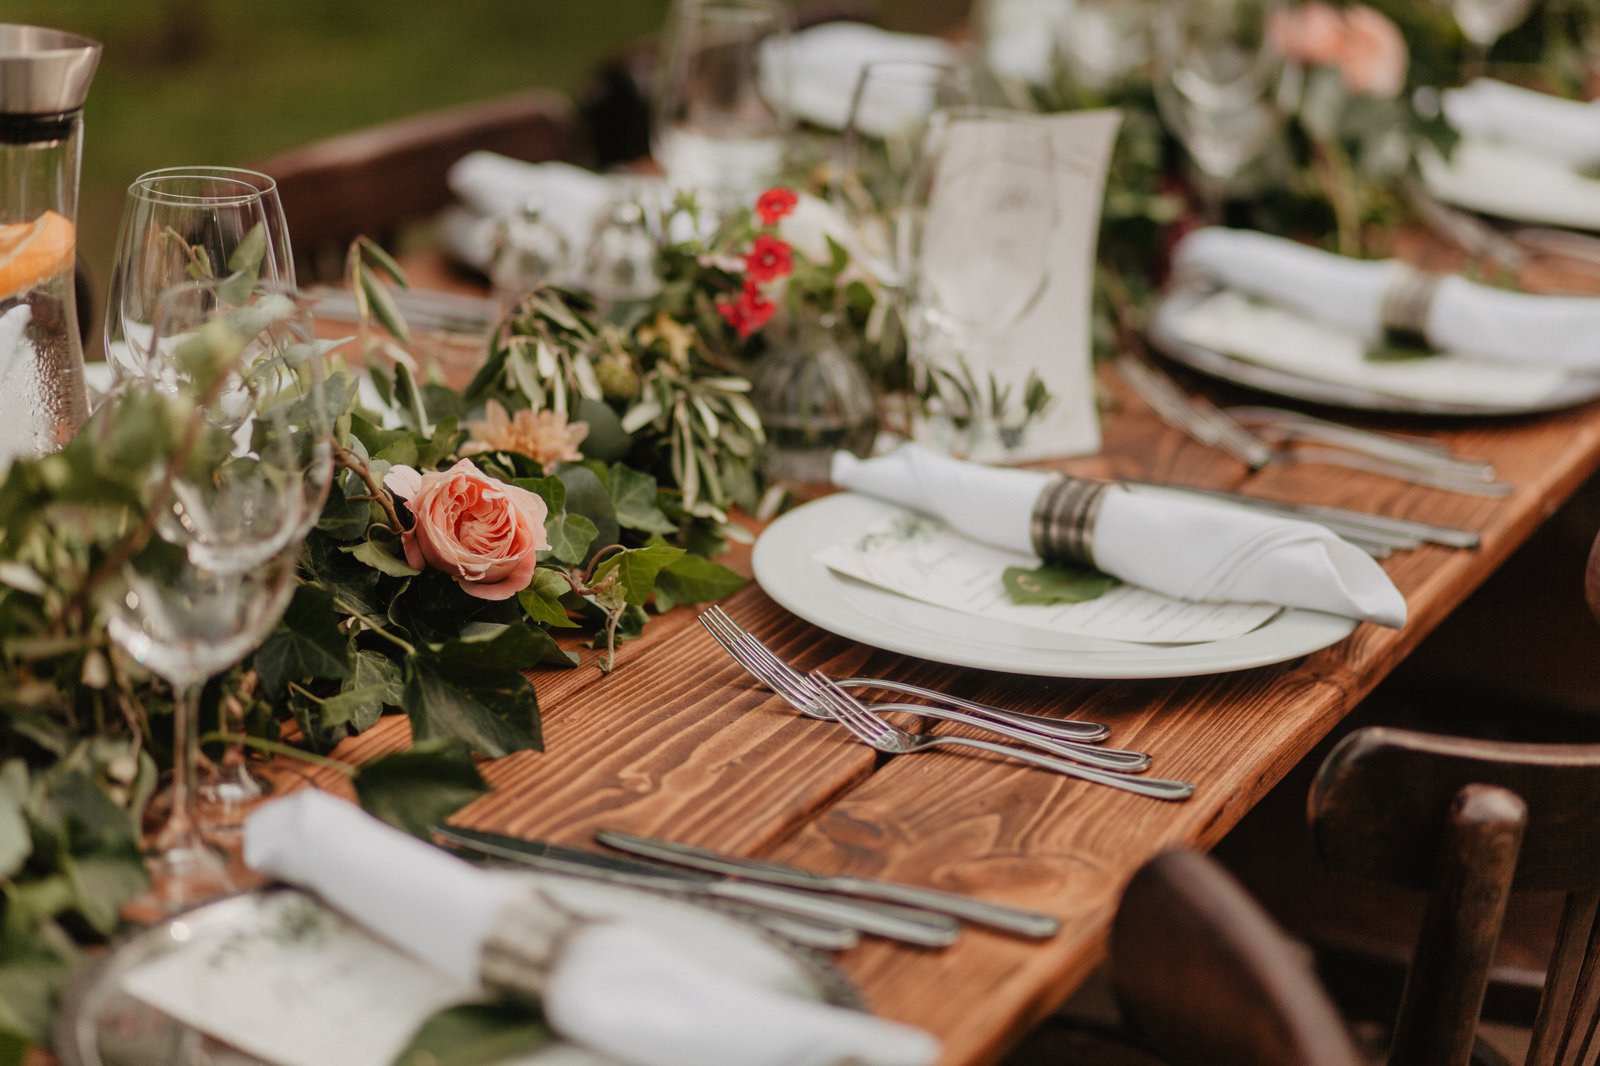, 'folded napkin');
832,444,1405,627
1173,226,1600,372
245,791,938,1066
1442,79,1600,172
444,154,644,272
763,22,962,134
